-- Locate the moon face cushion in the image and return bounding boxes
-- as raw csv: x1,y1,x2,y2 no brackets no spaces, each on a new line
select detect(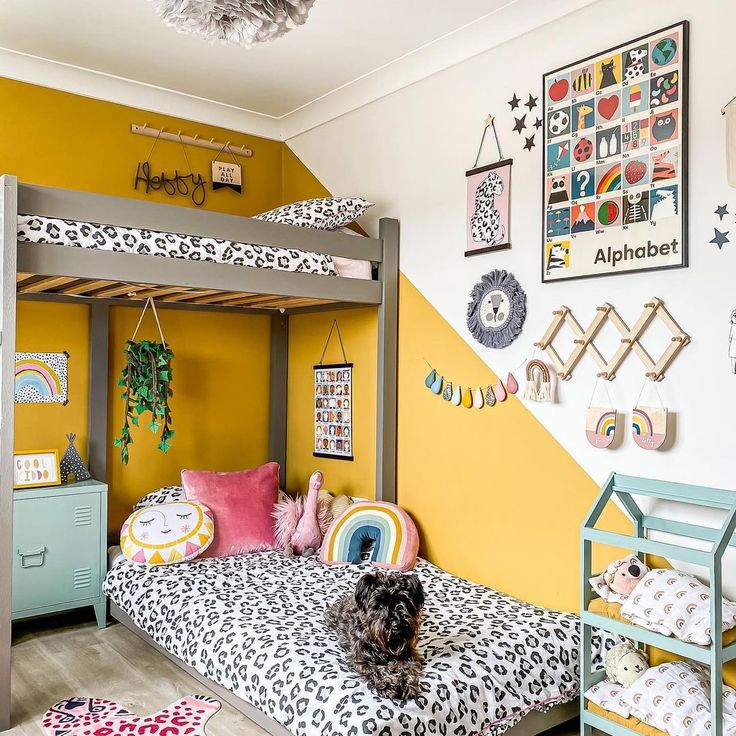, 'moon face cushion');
120,501,214,565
